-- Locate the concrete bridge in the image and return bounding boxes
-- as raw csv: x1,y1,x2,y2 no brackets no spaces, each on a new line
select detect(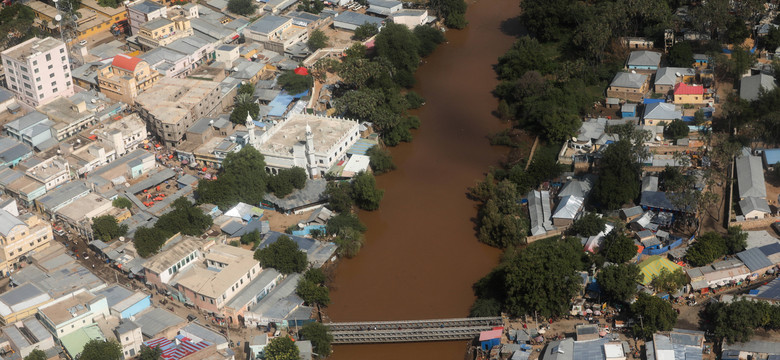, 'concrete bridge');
326,317,503,344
